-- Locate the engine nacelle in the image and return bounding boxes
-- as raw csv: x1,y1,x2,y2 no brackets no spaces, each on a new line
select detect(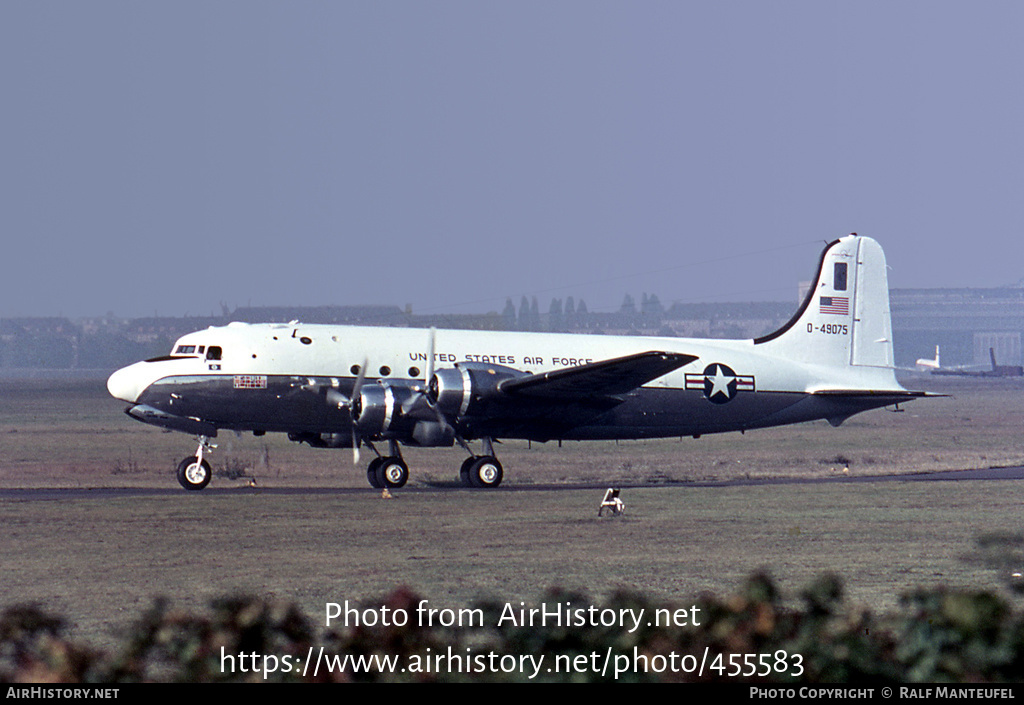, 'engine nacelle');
429,362,528,418
350,364,526,444
352,382,414,437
